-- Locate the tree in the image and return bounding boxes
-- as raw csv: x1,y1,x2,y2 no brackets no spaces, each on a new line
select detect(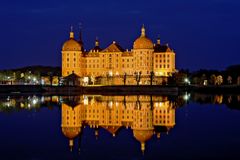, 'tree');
192,77,200,85
150,71,154,86
90,76,95,85
123,72,127,85
227,76,232,84
134,71,142,85
237,76,240,85
200,74,207,85
216,75,223,85
48,72,53,86
175,72,187,85
209,74,217,85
